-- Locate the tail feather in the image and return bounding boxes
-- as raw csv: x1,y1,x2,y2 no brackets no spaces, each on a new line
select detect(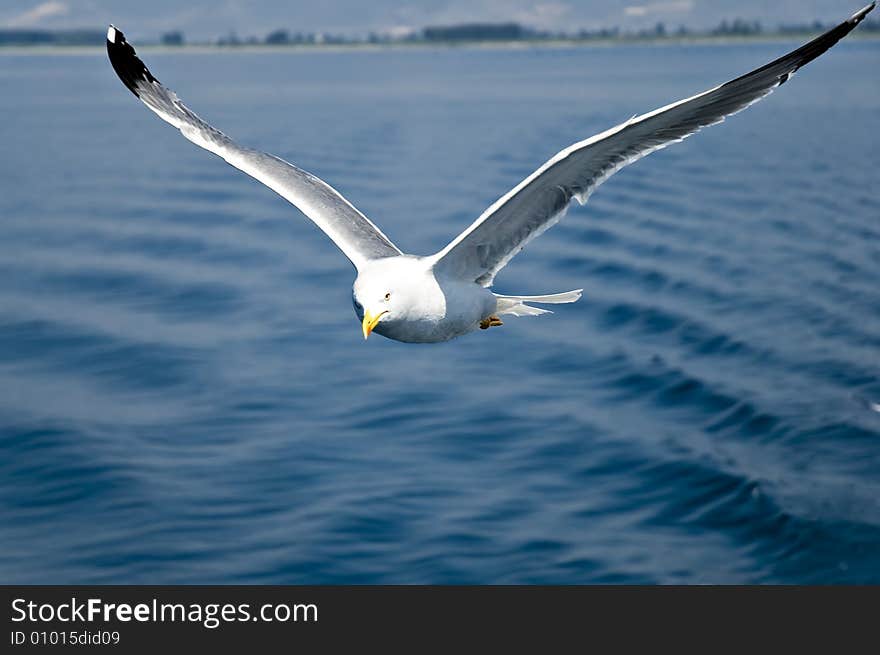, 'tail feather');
494,289,582,317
